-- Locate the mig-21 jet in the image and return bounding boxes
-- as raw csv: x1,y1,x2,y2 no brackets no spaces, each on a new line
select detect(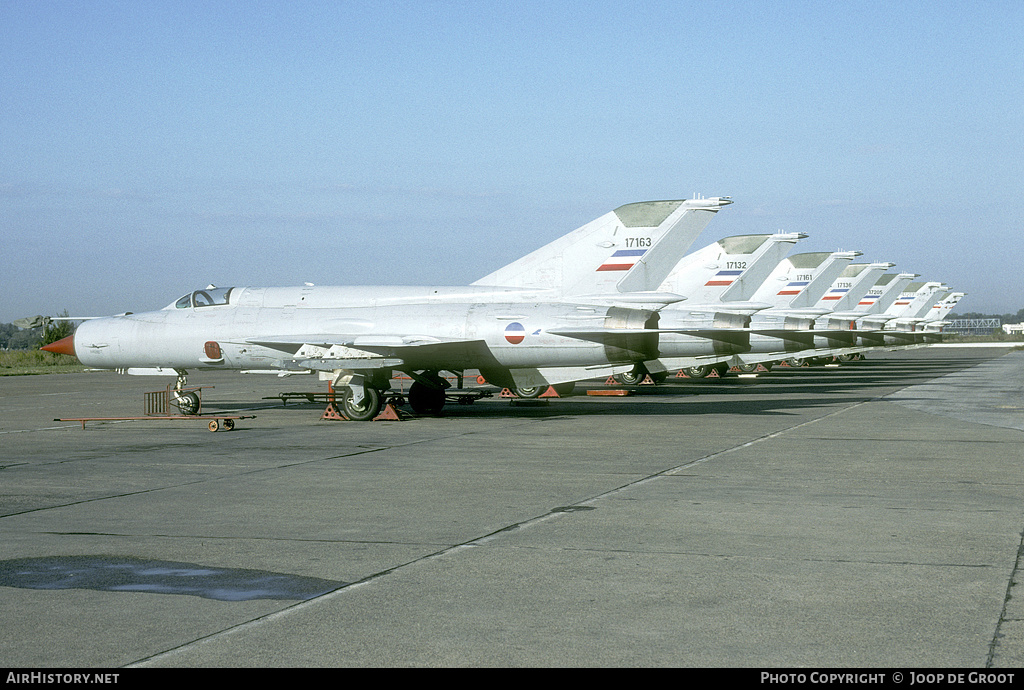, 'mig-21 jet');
40,196,734,419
